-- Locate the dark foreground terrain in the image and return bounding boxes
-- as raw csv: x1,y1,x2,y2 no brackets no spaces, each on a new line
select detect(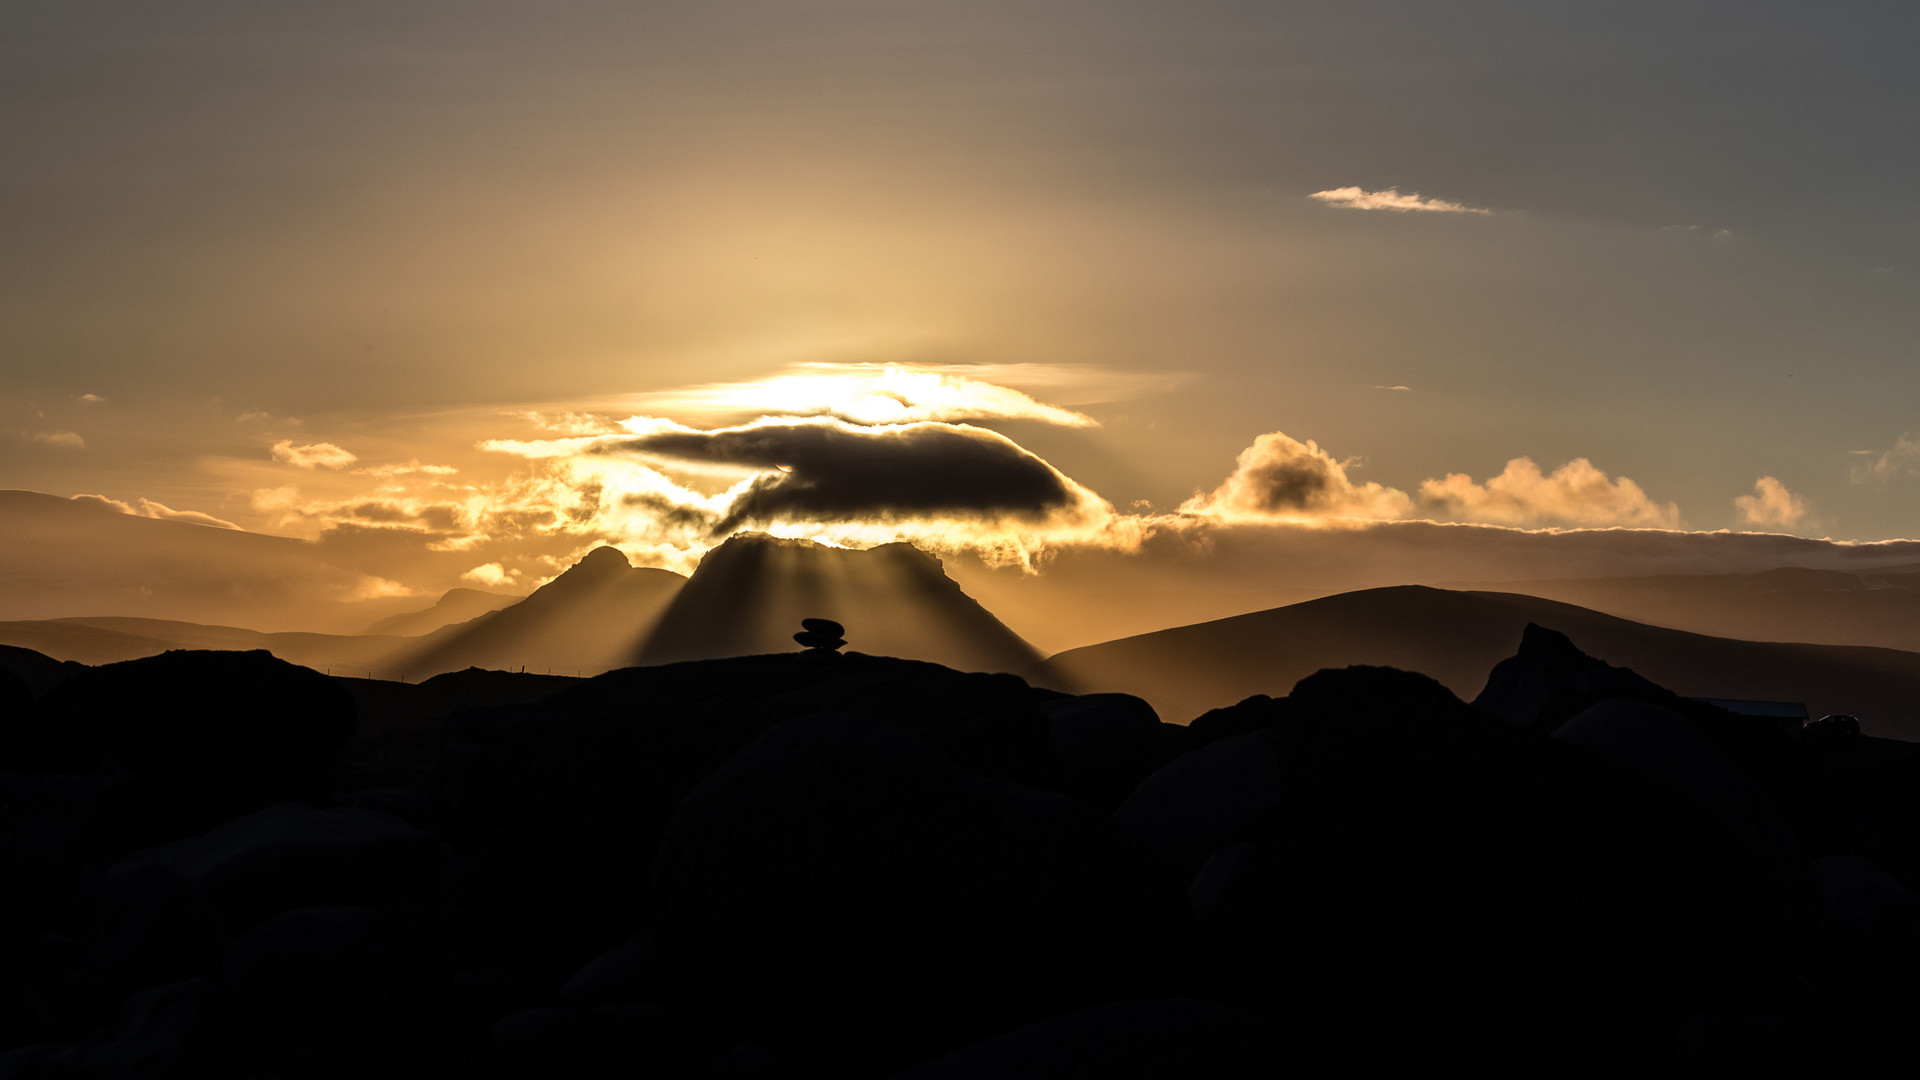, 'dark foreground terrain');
3,628,1920,1077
